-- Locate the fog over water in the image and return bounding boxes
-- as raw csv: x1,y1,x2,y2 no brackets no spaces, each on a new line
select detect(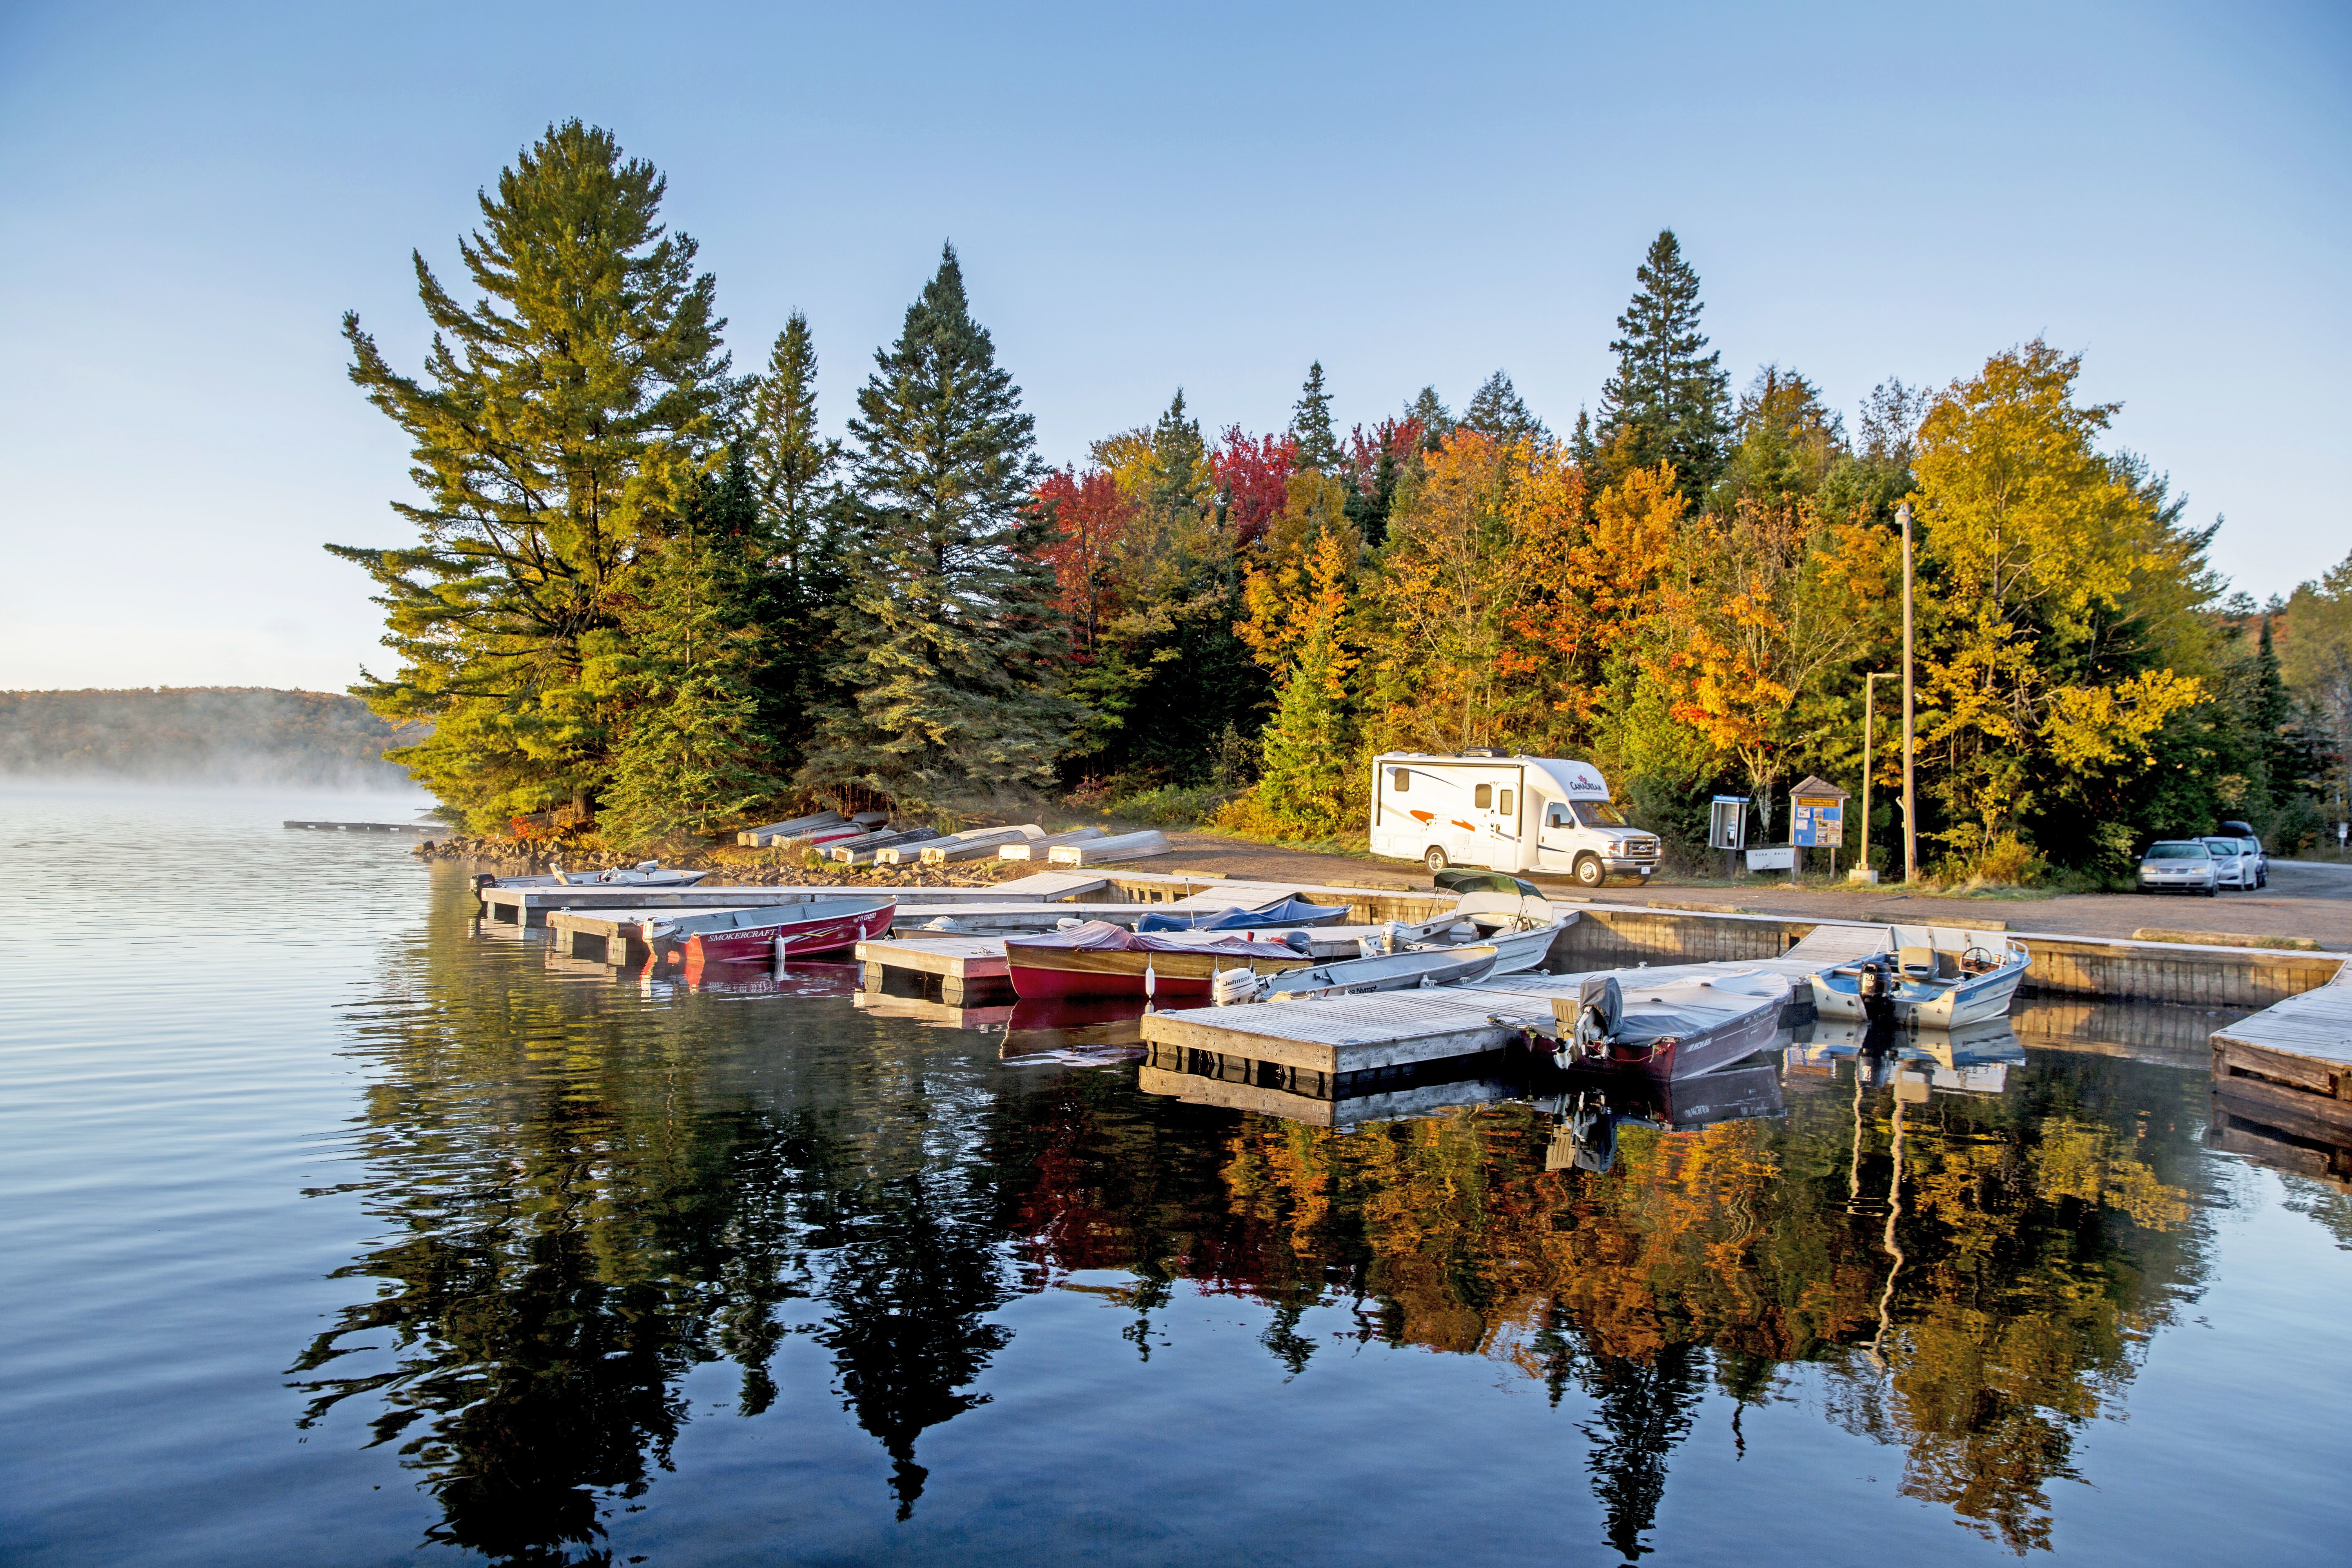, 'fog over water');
2,787,2348,1566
